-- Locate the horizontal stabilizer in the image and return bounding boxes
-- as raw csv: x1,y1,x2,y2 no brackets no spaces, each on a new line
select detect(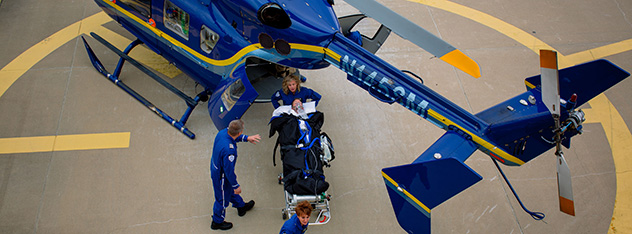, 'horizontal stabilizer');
382,131,482,233
525,59,630,107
